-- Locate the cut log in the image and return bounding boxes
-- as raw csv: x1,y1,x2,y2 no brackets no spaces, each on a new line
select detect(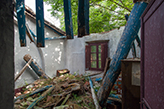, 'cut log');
23,54,49,79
